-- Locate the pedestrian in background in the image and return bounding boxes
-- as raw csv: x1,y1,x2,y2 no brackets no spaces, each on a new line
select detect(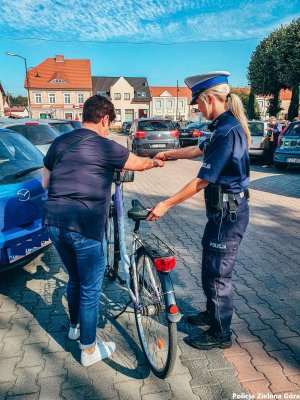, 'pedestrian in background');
263,116,282,168
42,95,164,366
148,71,250,350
